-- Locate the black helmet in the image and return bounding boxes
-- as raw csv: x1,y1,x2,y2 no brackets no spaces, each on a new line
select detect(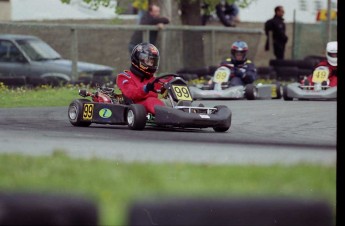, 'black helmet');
130,42,160,78
231,41,248,64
